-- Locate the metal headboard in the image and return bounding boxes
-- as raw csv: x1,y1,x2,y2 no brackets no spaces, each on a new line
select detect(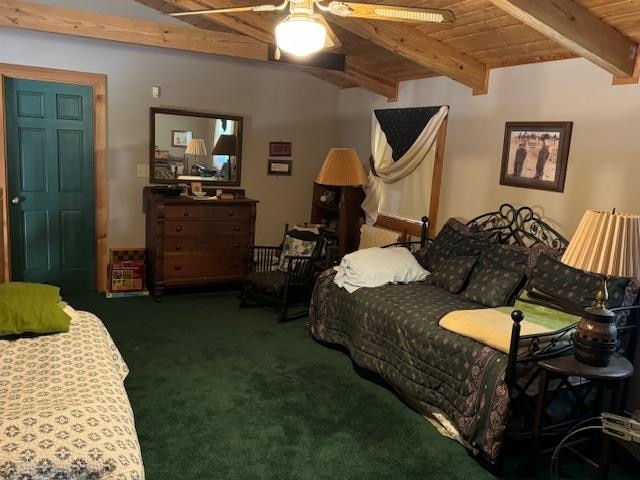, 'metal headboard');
466,203,568,249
